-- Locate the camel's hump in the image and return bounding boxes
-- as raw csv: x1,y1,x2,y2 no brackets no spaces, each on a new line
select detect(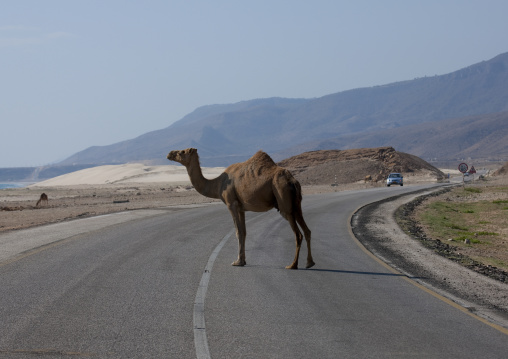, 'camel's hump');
225,150,278,174
249,151,277,166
